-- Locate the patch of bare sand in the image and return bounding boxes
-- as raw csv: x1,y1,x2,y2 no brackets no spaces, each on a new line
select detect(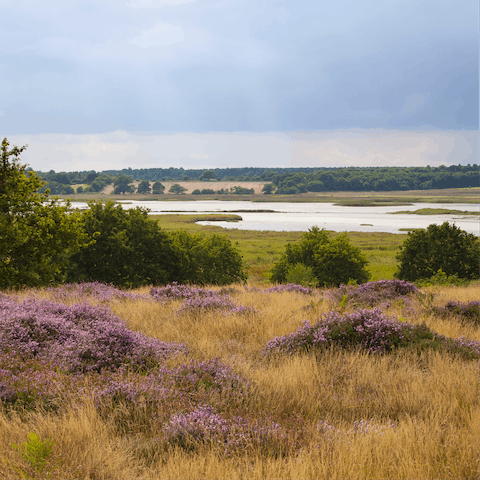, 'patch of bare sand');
103,181,267,195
